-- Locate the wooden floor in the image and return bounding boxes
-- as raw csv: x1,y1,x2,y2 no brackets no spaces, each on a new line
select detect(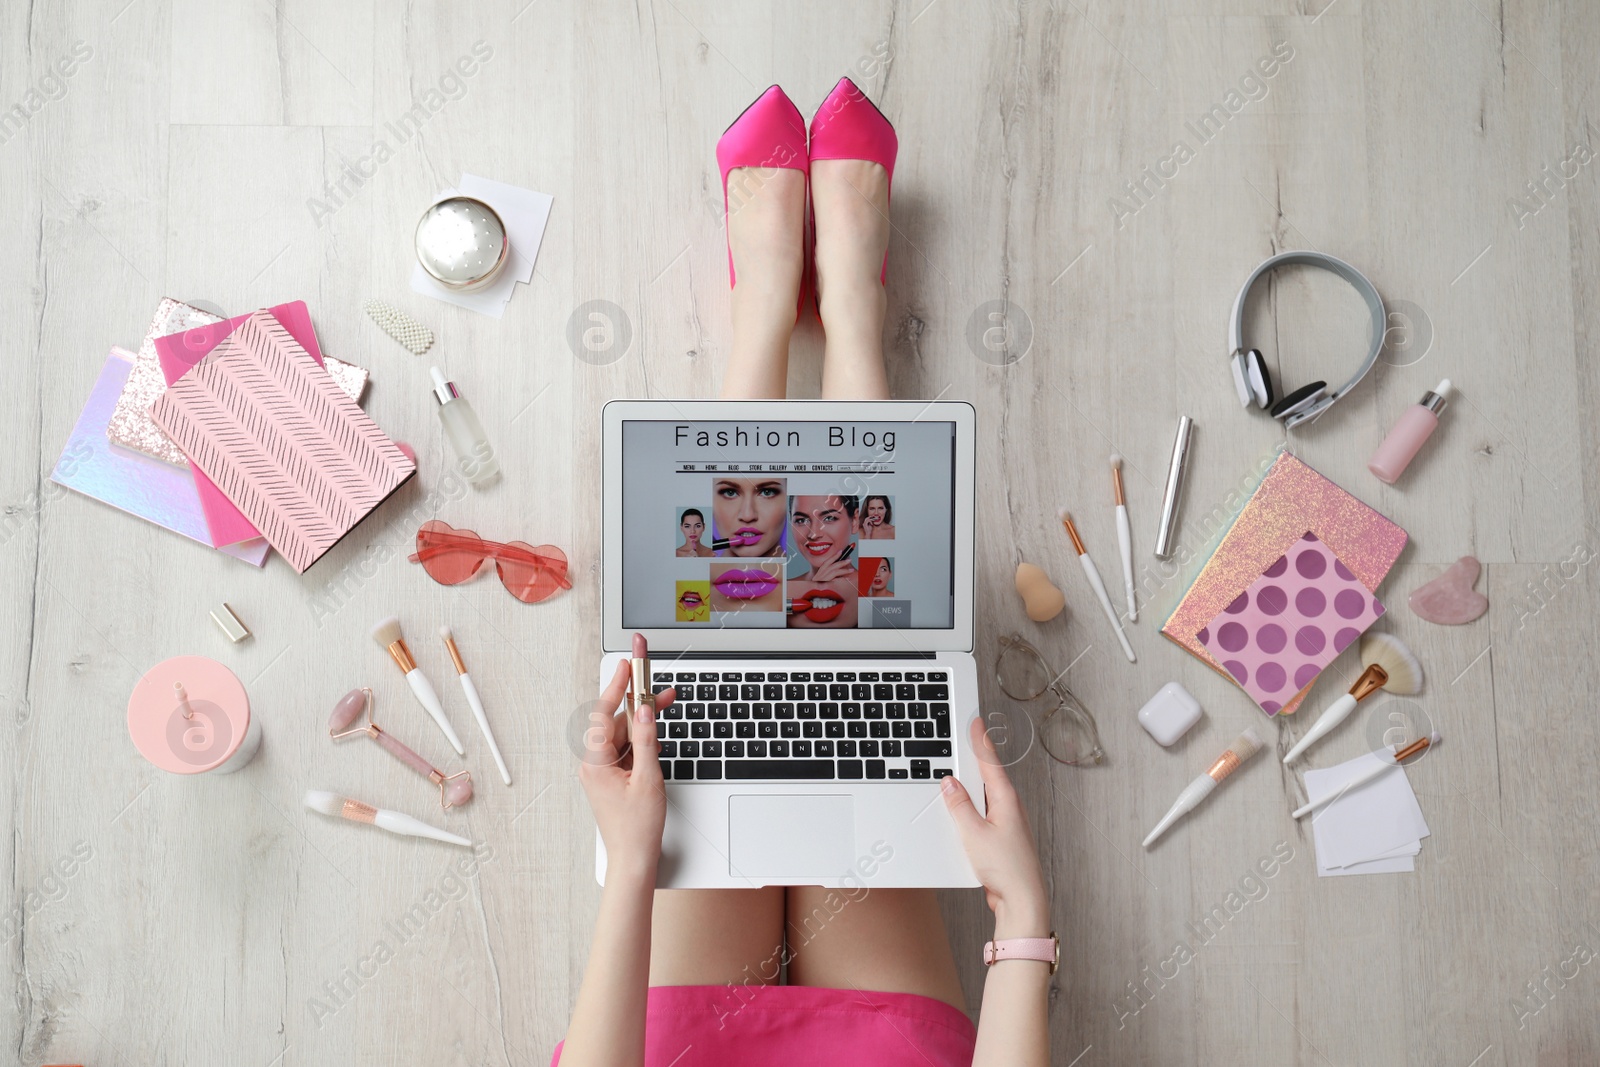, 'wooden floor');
5,1,1598,1063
